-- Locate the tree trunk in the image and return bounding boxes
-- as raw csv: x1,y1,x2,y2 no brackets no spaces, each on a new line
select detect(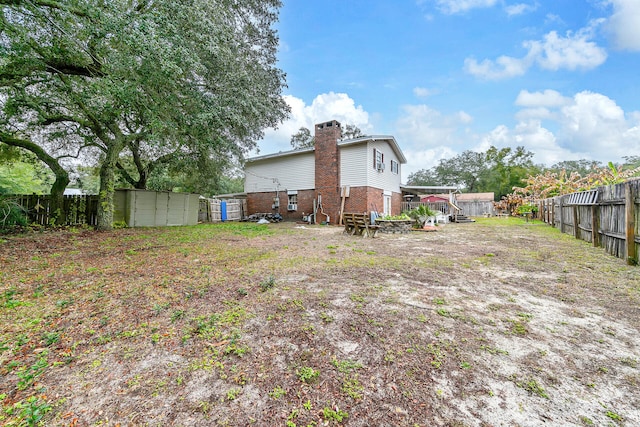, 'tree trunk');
97,142,124,230
0,132,70,224
49,171,70,225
